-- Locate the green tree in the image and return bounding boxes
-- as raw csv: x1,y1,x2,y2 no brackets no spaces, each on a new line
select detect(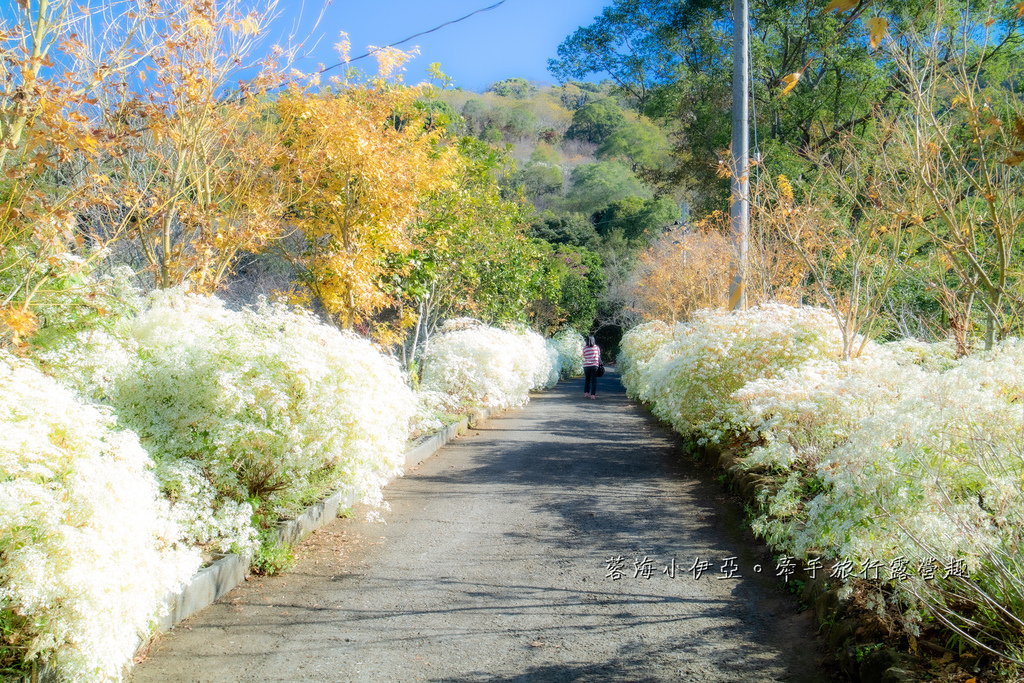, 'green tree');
565,161,649,216
397,138,540,367
462,98,488,135
596,117,671,171
595,195,680,242
420,99,464,136
511,162,564,199
554,80,612,111
480,123,503,144
487,77,537,99
564,97,628,145
531,144,561,165
550,0,1023,217
549,0,706,109
529,243,606,334
528,212,600,249
490,105,538,140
